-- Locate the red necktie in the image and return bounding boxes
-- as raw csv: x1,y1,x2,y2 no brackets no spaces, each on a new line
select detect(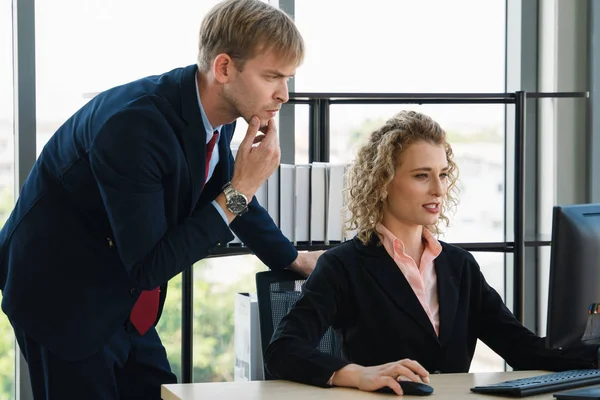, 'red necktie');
204,131,219,185
129,130,219,335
